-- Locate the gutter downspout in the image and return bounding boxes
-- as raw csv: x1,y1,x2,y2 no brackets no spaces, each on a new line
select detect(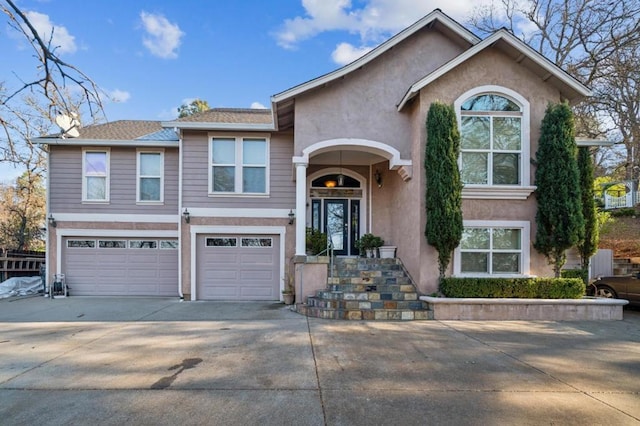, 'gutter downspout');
177,129,184,300
45,144,51,296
